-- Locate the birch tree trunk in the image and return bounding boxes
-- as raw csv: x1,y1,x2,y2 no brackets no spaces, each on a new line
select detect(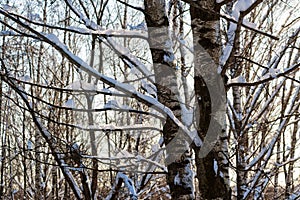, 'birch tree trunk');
144,0,194,199
187,1,231,199
224,1,247,198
